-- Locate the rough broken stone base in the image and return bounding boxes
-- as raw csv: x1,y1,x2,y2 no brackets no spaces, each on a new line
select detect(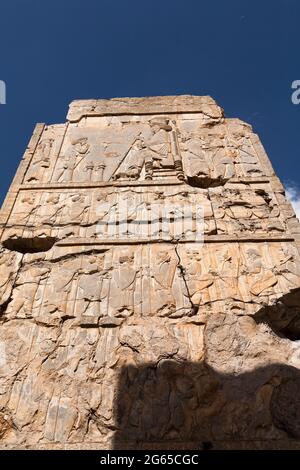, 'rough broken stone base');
1,440,300,450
